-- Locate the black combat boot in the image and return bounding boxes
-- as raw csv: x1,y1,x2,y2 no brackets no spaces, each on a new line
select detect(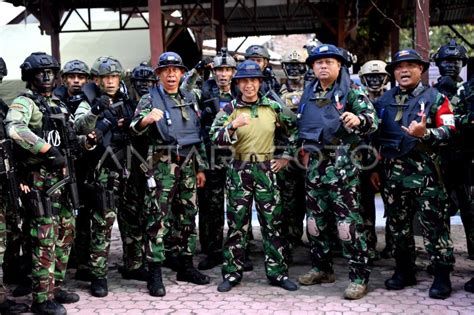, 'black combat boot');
197,254,223,270
0,299,29,314
31,300,66,315
119,265,149,282
243,248,253,272
147,262,166,297
429,266,452,299
464,277,474,293
90,278,108,297
269,275,298,291
176,256,210,285
385,269,417,290
54,288,80,304
75,268,93,282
